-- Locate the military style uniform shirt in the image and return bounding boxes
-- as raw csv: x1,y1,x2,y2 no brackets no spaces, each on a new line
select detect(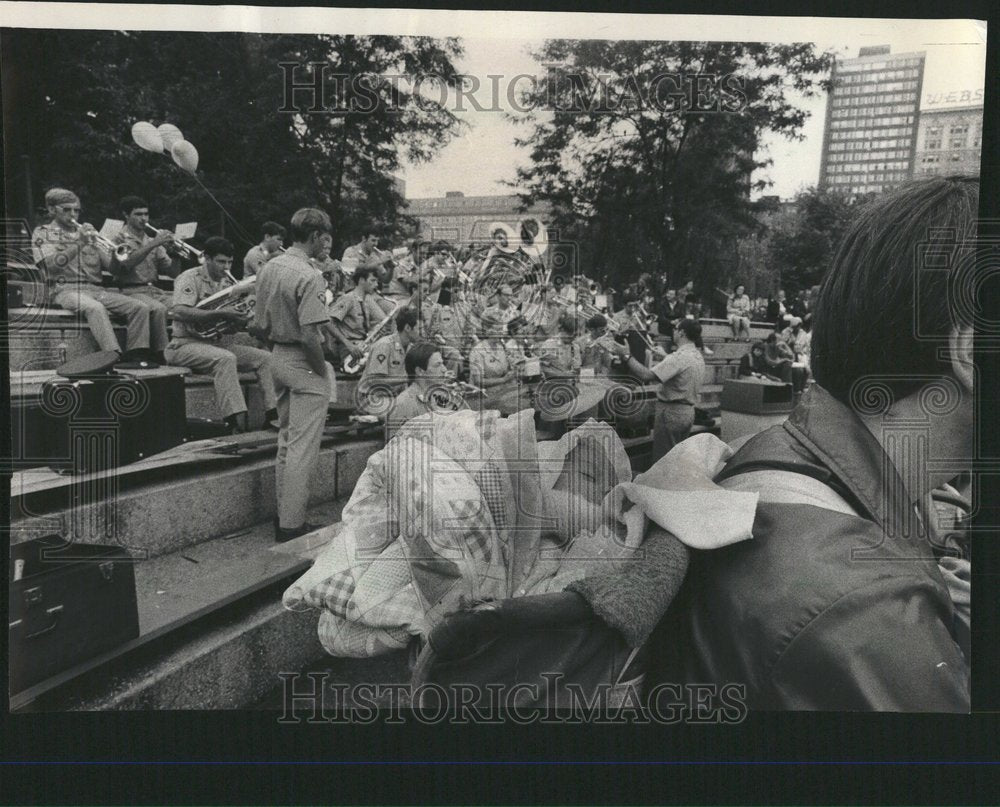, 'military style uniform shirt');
341,243,383,273
252,246,330,345
538,337,582,377
359,332,408,396
170,264,232,340
483,303,518,331
113,227,173,286
386,383,468,439
650,342,705,405
469,339,511,381
243,244,281,277
385,256,418,300
582,333,620,376
31,222,107,285
328,289,393,342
